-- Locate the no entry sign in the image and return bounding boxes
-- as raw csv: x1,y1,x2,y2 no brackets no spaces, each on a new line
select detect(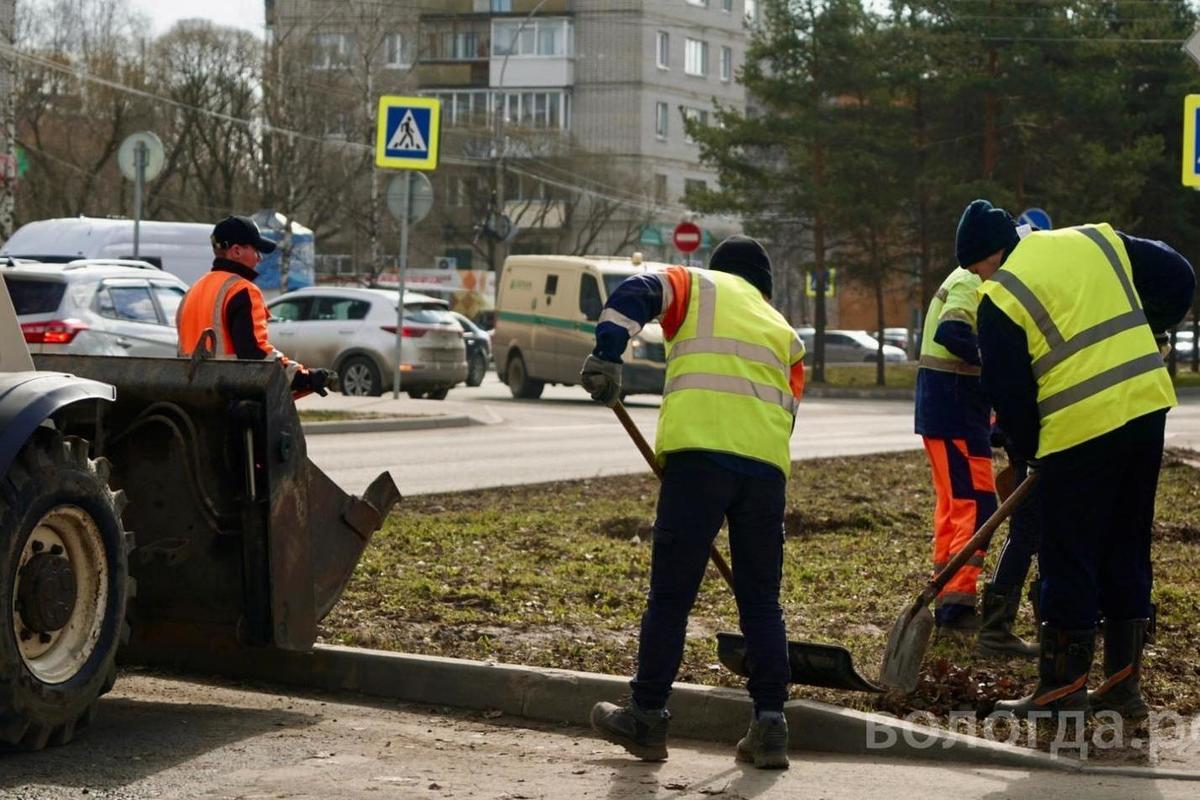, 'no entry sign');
673,221,702,254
